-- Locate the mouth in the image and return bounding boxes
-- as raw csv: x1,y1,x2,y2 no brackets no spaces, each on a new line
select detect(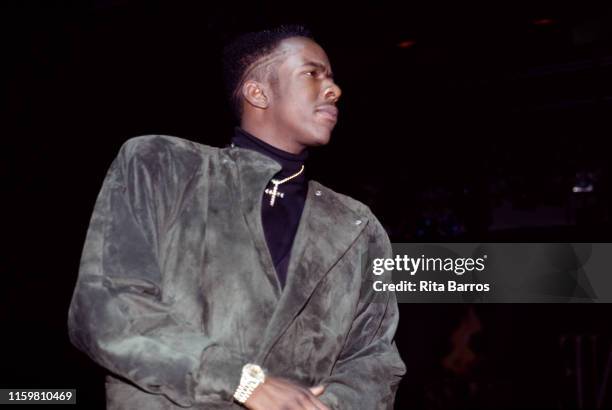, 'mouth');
315,105,338,124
